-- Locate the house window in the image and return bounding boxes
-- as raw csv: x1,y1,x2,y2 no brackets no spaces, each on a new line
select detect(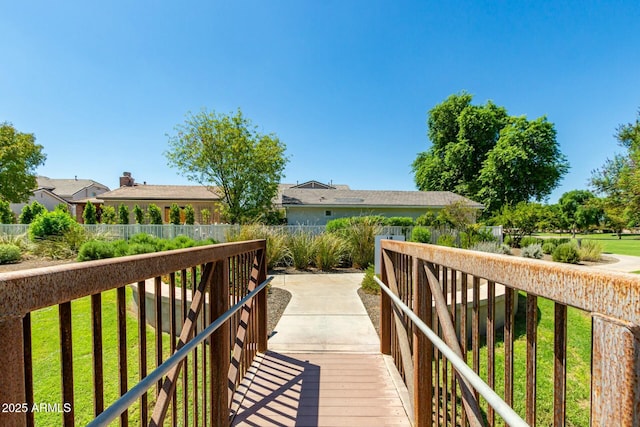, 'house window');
325,210,332,217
